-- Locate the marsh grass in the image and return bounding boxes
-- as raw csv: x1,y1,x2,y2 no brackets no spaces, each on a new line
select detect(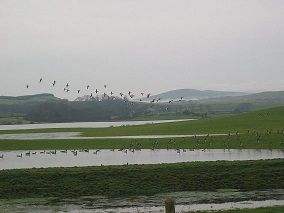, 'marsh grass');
0,159,283,199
